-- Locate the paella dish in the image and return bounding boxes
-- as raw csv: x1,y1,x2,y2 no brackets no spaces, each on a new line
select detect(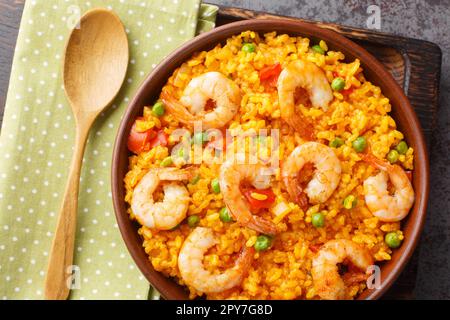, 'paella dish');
124,31,415,300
